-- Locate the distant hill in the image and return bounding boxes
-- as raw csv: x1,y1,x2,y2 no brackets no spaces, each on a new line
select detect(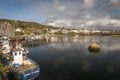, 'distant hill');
0,19,61,35
0,19,59,29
